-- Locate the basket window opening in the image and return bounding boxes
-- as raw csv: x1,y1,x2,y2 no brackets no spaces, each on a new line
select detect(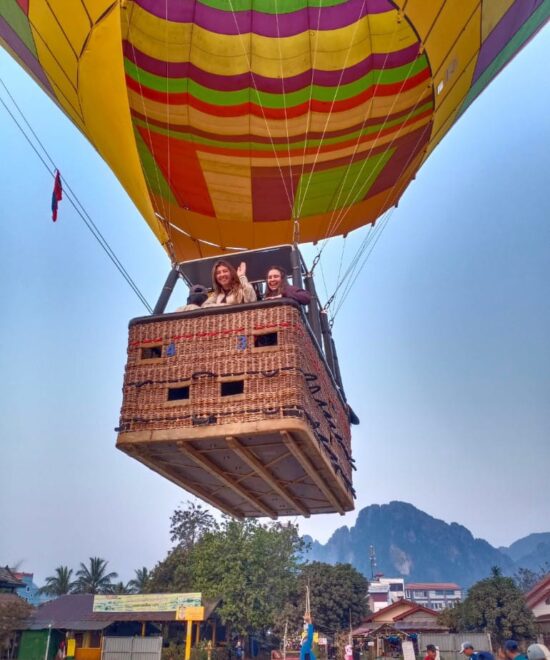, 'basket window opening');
167,385,190,401
141,345,162,360
221,380,244,397
254,332,278,348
